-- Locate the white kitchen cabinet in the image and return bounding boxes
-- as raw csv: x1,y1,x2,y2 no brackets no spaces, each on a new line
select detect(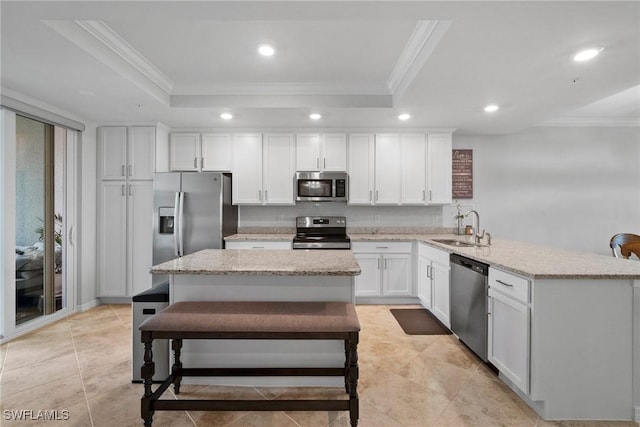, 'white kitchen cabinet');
296,133,347,172
488,268,530,394
231,133,263,204
231,133,295,205
170,132,231,172
225,241,292,250
374,134,402,205
427,133,452,204
352,242,412,297
418,243,450,326
98,180,153,297
347,133,375,205
262,133,296,205
401,133,427,204
99,126,155,180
